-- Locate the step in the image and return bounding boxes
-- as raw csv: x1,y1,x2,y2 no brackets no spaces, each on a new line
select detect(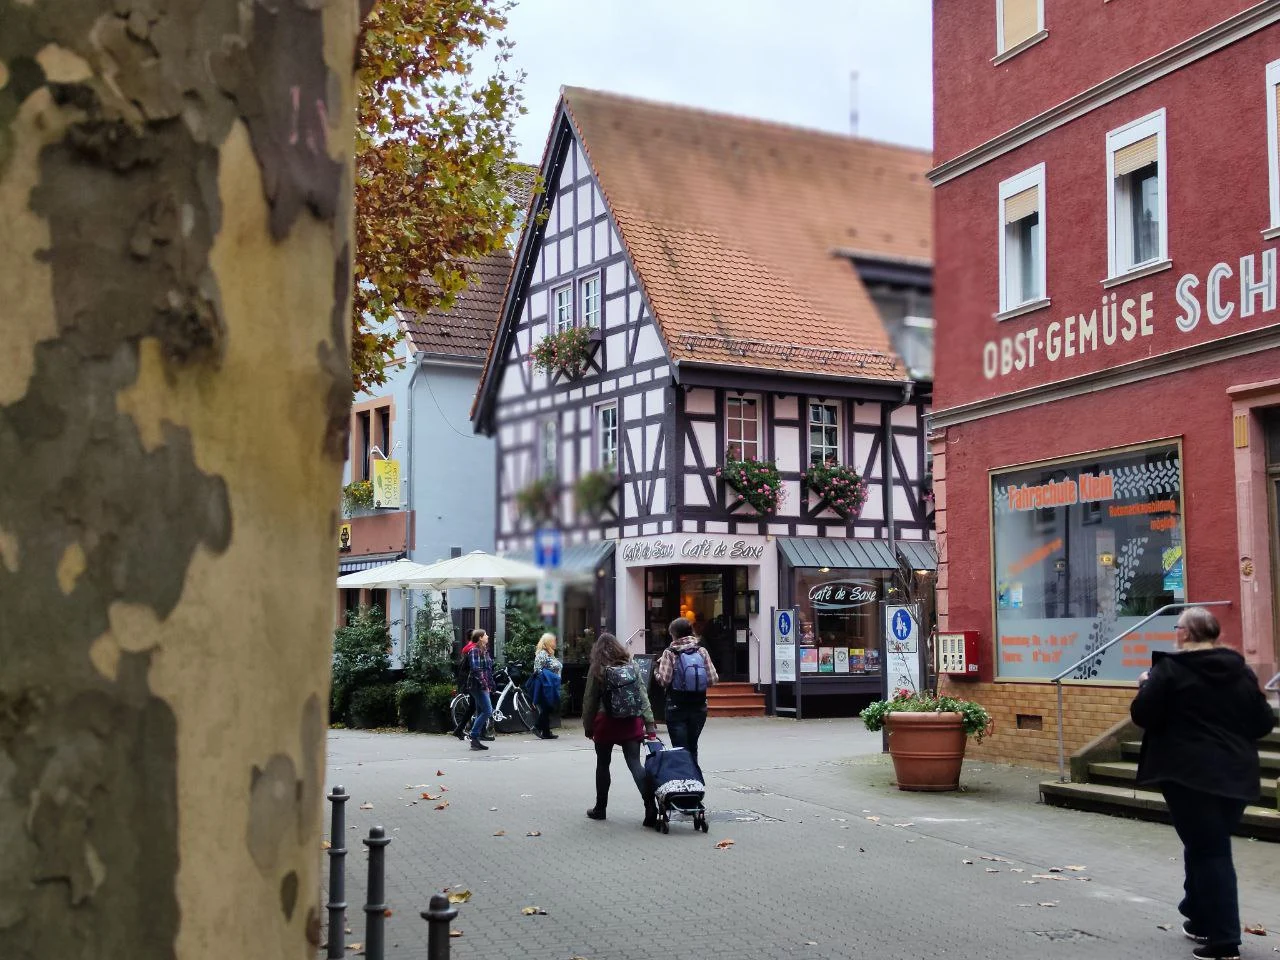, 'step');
708,706,767,718
705,695,767,709
1121,741,1280,773
1088,761,1278,801
1040,781,1280,841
